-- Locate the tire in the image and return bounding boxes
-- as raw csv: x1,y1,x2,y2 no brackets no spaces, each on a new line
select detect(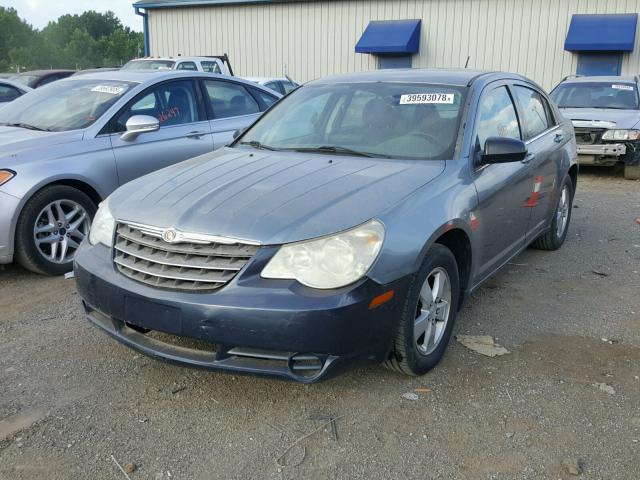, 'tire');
384,244,460,376
530,175,574,251
15,185,96,275
624,164,640,180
